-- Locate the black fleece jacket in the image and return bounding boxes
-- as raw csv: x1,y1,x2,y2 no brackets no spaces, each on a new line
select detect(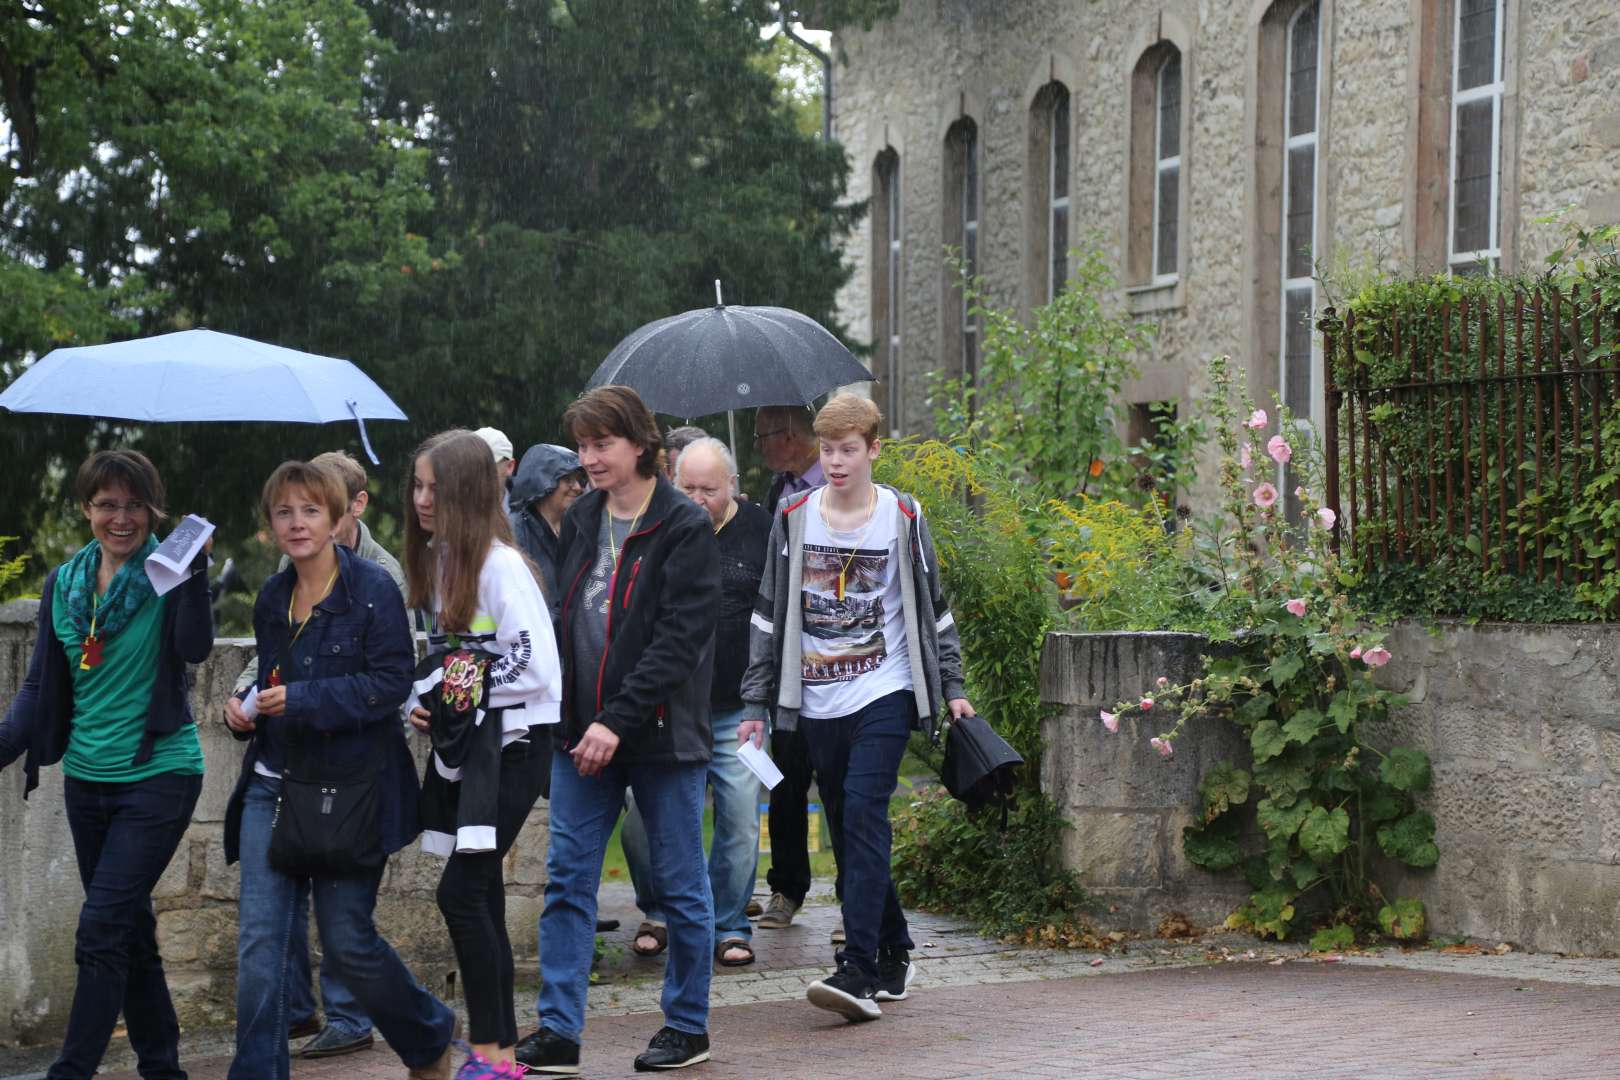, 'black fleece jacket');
556,475,720,766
